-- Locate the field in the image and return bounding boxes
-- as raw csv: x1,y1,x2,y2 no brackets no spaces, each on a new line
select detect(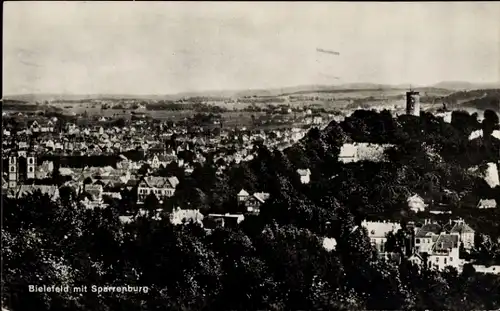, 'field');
3,86,497,125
